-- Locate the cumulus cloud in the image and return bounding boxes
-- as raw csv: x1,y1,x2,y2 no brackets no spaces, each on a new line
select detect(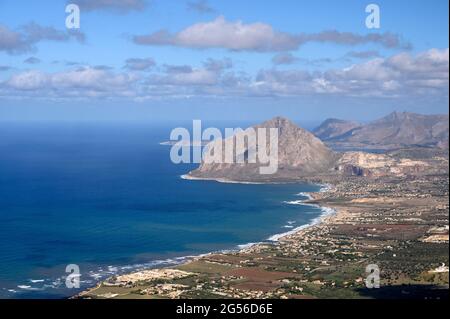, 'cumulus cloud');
257,48,449,97
141,59,237,94
0,24,26,54
272,53,299,65
71,0,146,13
3,67,138,98
187,0,215,13
133,16,411,52
273,55,334,67
386,49,449,76
139,62,250,99
346,50,381,59
148,64,220,86
0,23,85,55
23,57,41,64
298,31,411,50
22,23,85,43
149,69,218,86
1,49,447,100
124,58,156,71
93,65,114,70
203,58,233,71
164,64,194,74
133,16,300,51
